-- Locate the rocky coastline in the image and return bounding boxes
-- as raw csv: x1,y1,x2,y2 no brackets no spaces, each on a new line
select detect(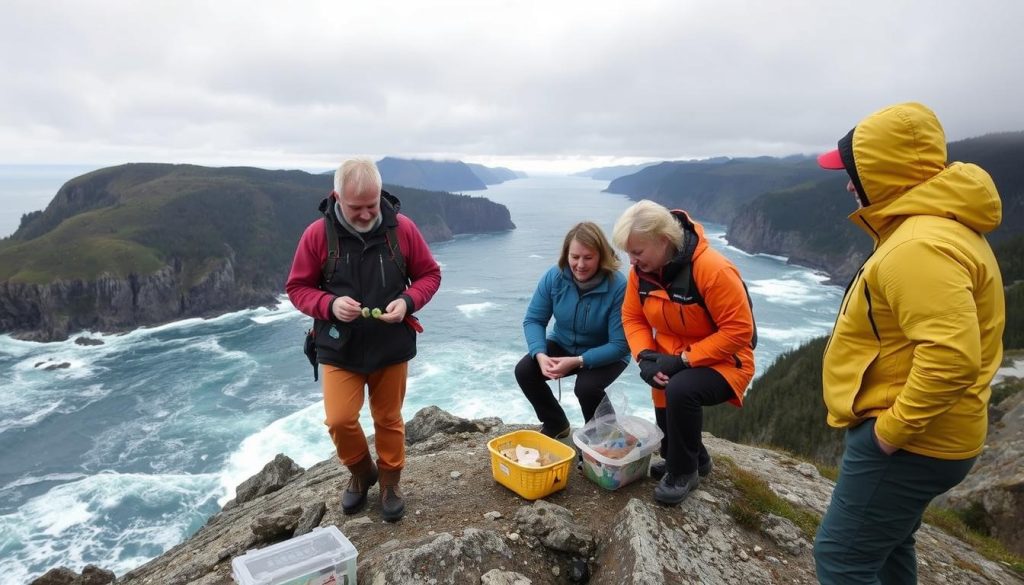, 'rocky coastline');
31,407,1023,585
